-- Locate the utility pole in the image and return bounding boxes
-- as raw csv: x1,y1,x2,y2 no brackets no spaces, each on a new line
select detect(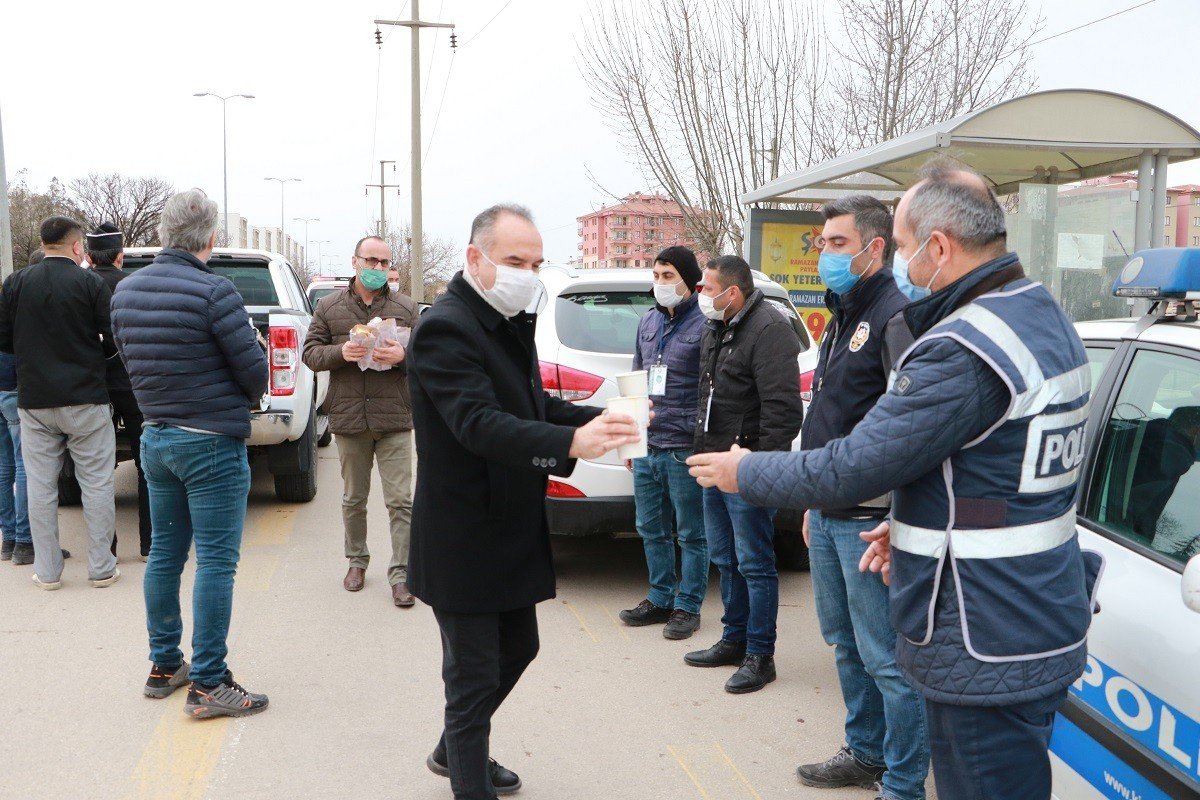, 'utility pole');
0,103,12,279
293,217,318,280
374,5,455,303
265,177,301,255
365,160,398,238
194,93,255,246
